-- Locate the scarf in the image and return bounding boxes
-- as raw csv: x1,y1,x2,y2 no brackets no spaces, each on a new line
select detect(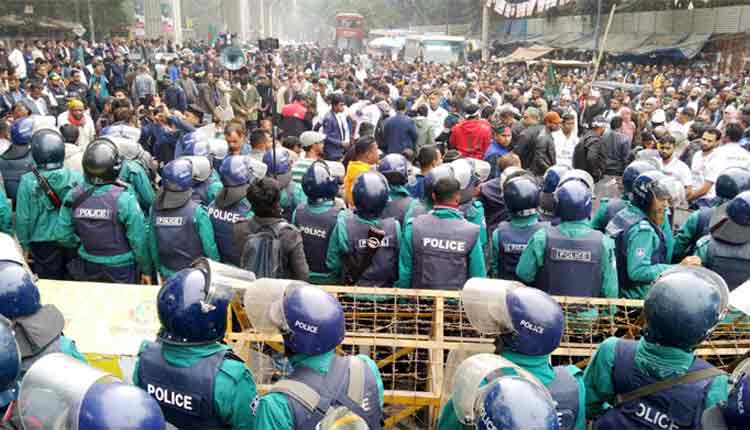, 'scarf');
67,112,86,127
